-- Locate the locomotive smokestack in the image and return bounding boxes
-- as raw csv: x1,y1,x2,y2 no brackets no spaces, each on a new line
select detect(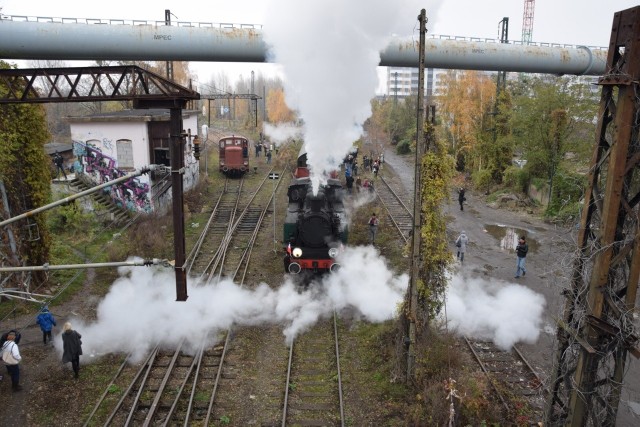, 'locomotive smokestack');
306,188,325,213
